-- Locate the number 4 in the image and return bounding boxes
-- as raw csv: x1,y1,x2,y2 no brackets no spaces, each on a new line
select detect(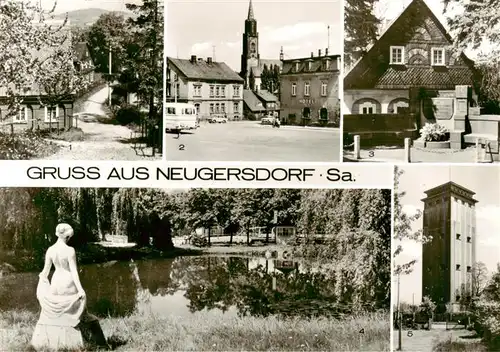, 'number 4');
359,328,364,334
